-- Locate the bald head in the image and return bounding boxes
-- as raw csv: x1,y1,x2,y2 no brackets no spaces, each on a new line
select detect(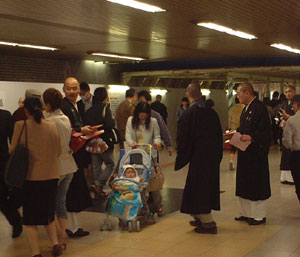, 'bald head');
63,77,80,103
186,83,202,102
